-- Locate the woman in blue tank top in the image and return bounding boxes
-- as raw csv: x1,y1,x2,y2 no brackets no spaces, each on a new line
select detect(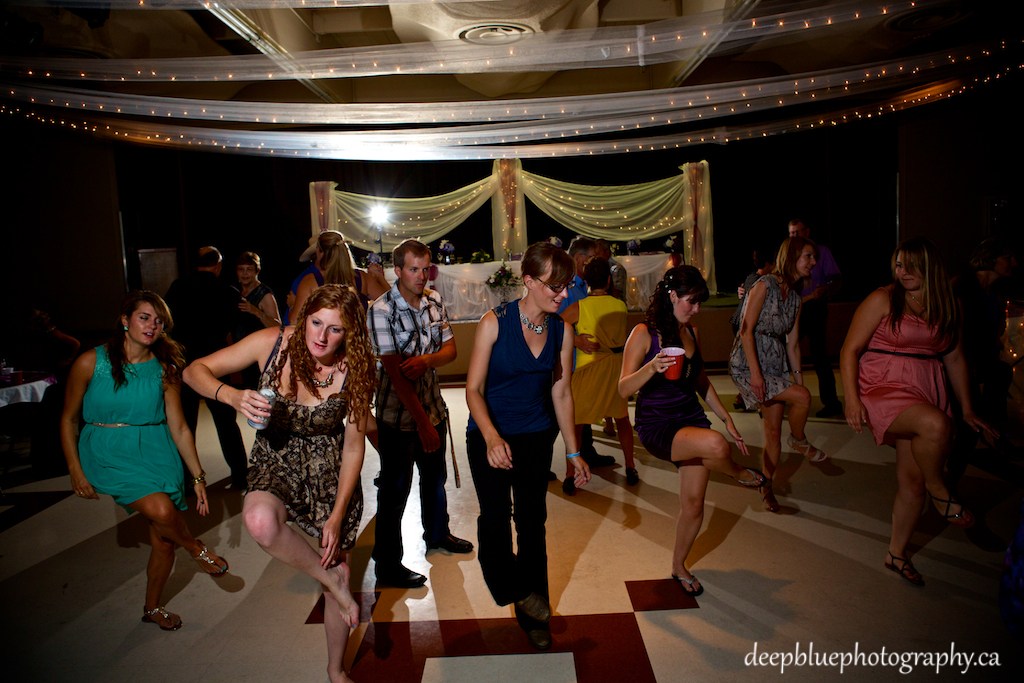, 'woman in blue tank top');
620,266,764,598
465,242,591,651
